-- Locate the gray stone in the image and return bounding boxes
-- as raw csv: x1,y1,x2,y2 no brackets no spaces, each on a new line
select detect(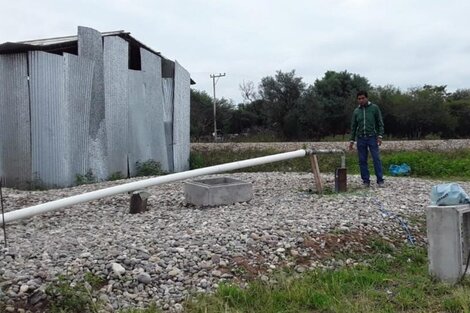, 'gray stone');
112,263,126,276
137,272,152,284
